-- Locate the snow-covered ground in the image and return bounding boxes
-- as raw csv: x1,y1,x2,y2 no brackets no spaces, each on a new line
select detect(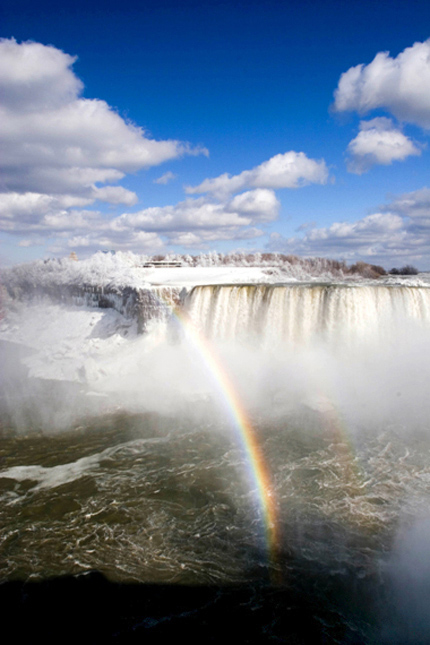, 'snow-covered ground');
0,302,137,383
3,252,429,294
1,260,429,389
0,250,362,297
0,260,298,387
138,265,277,286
